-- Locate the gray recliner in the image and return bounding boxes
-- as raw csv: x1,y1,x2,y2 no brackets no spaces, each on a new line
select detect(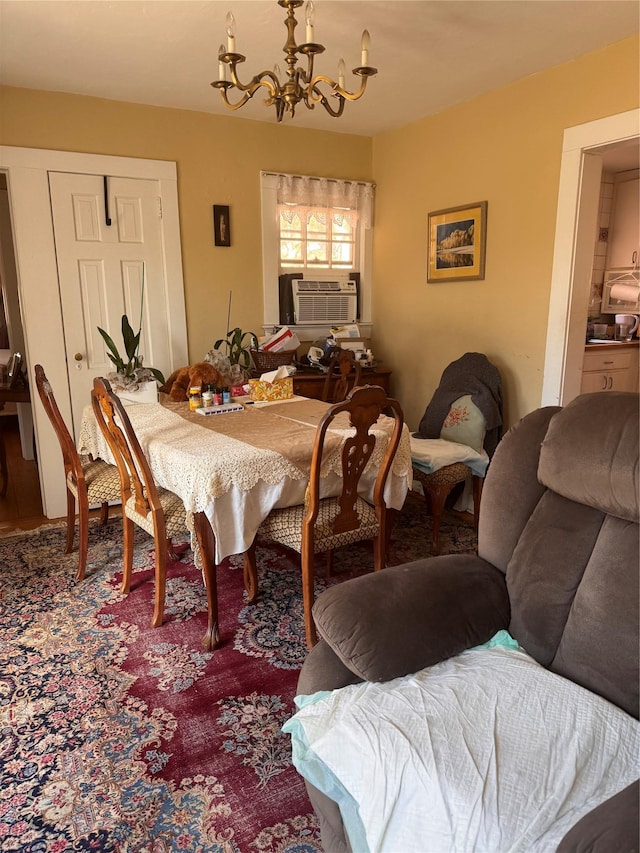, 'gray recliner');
295,391,639,852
